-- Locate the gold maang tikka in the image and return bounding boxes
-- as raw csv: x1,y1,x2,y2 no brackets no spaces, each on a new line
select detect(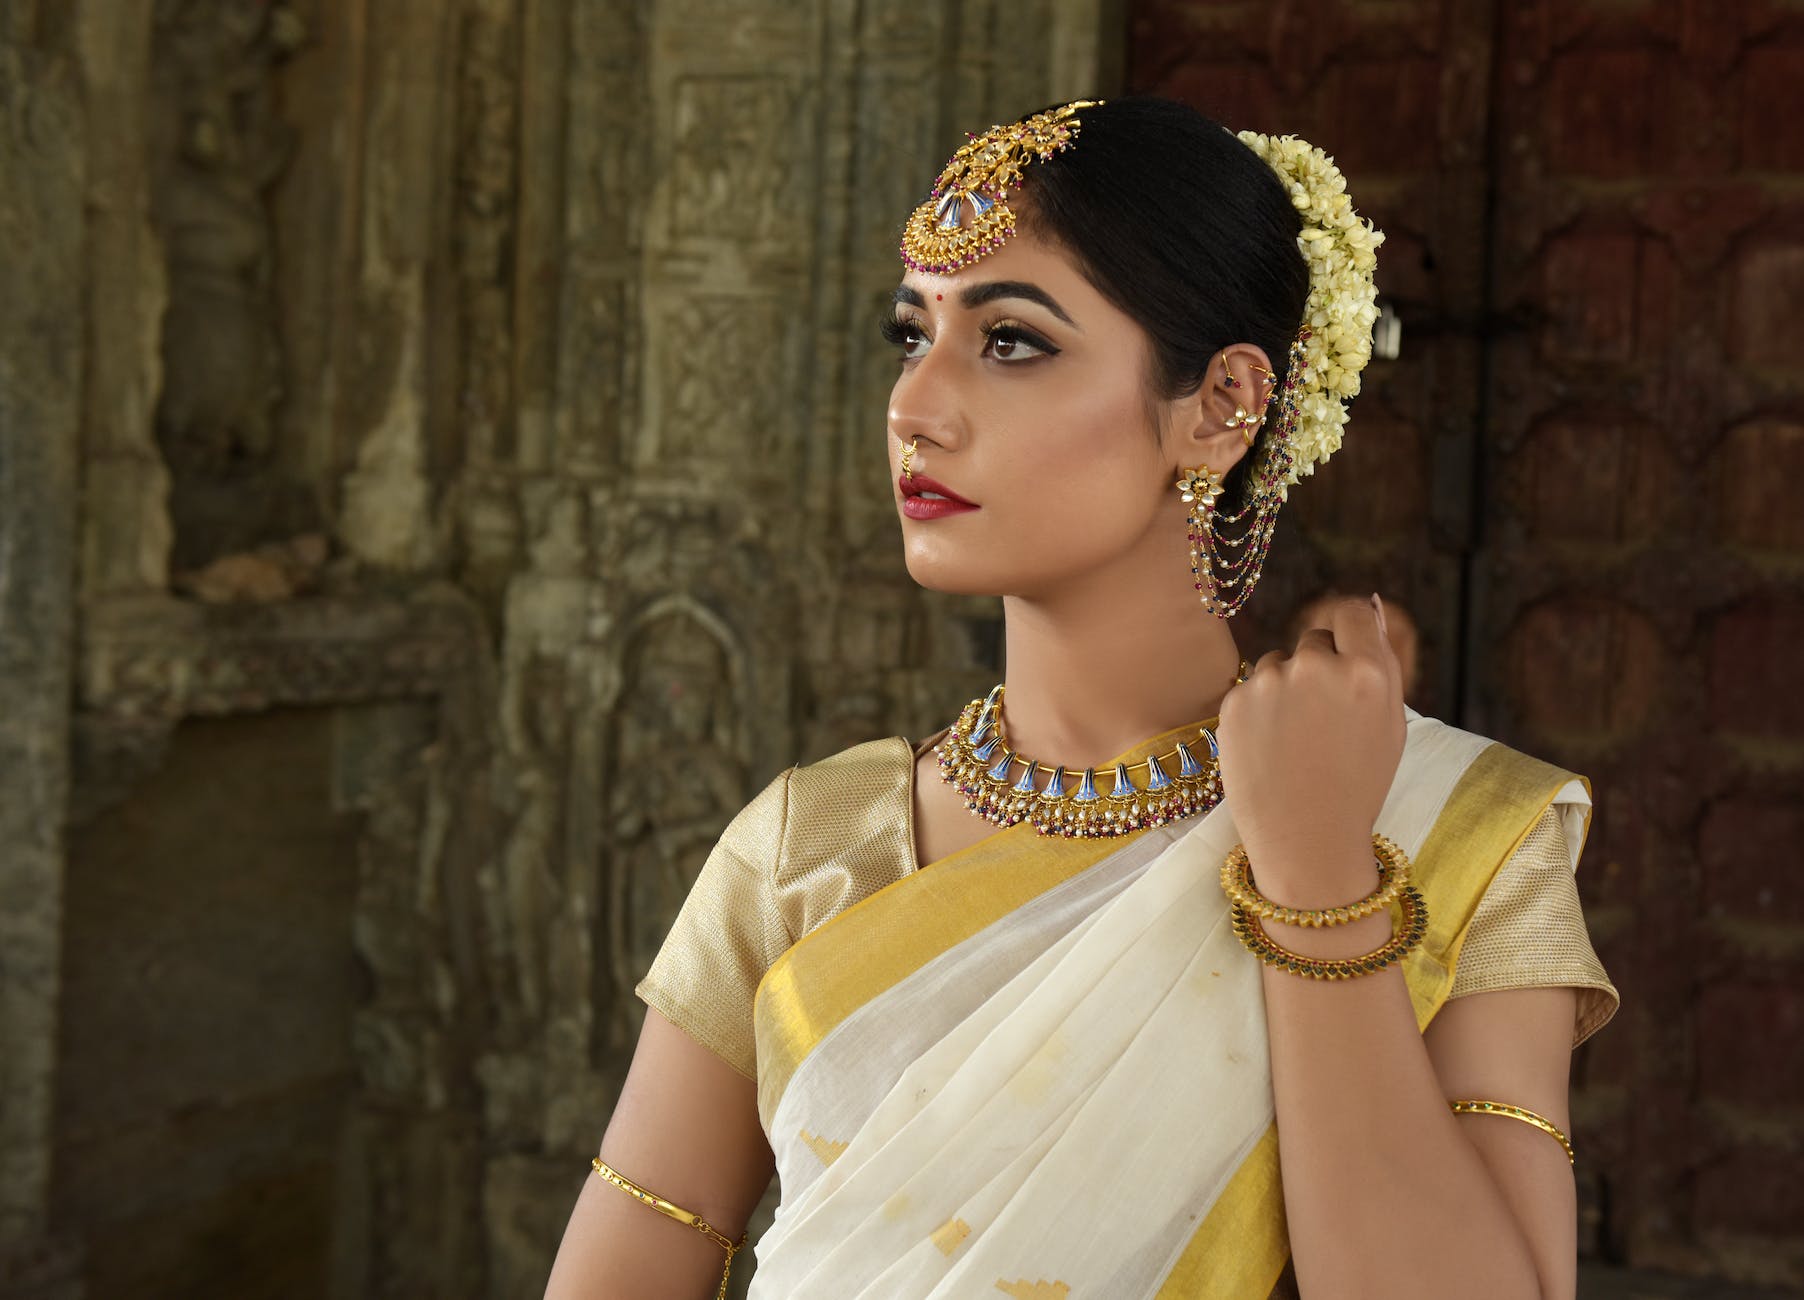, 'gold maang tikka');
901,100,1102,274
